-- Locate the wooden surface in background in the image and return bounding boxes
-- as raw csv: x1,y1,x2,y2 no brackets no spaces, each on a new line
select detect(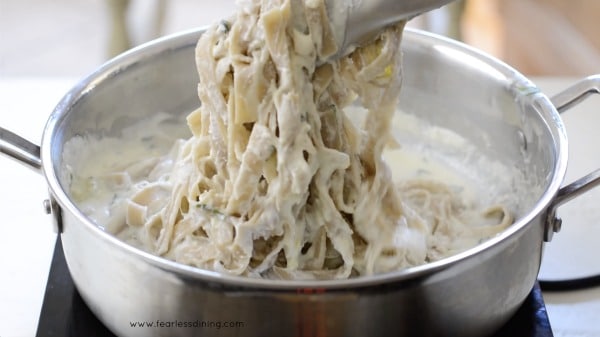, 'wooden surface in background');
462,0,600,76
